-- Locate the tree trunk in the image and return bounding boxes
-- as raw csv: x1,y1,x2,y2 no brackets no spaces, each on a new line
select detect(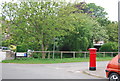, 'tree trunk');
41,43,46,59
